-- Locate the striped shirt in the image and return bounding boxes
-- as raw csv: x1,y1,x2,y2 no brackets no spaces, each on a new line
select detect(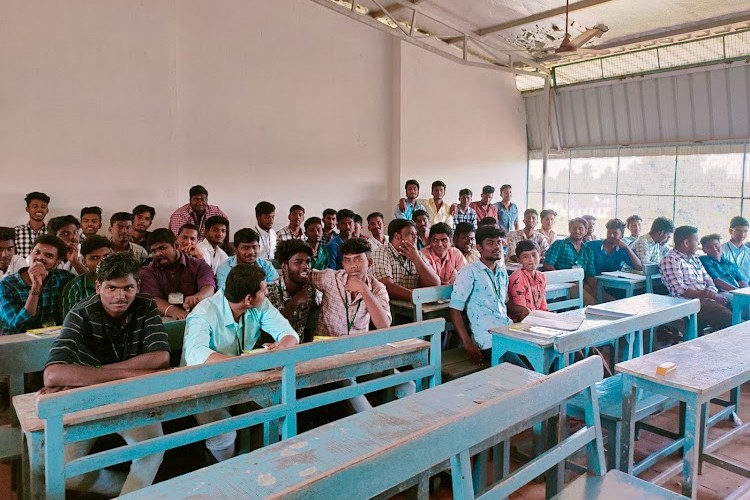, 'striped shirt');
62,272,97,317
14,223,46,259
0,268,73,334
46,294,169,368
